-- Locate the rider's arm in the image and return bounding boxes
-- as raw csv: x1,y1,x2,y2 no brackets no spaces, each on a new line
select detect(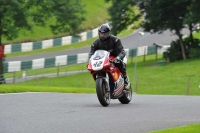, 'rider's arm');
115,38,126,60
89,41,97,59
